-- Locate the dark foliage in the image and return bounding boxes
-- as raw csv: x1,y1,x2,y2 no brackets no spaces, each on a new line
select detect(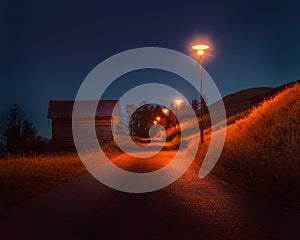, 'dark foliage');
190,96,208,115
129,104,166,137
0,104,37,155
